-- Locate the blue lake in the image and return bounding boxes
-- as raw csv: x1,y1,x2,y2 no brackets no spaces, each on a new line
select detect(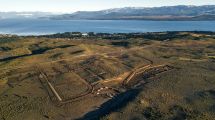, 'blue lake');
0,19,215,35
